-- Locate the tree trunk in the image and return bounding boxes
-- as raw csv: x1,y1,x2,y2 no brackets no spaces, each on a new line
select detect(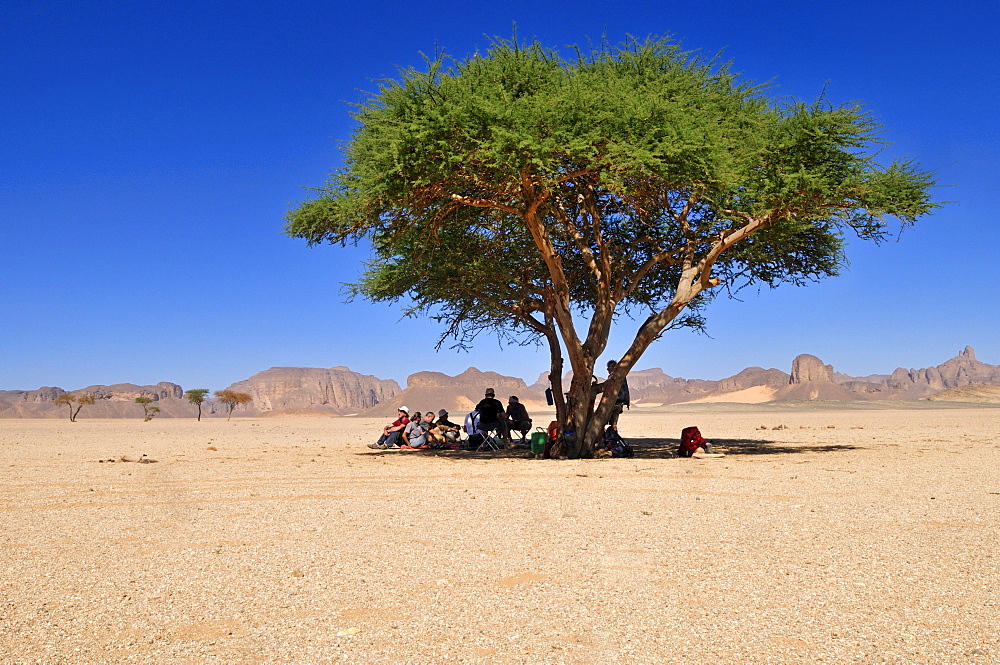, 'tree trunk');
562,361,601,458
542,314,567,429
